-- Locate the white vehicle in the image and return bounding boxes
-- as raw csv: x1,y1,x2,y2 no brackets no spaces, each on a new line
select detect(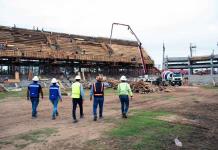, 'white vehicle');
161,70,182,86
